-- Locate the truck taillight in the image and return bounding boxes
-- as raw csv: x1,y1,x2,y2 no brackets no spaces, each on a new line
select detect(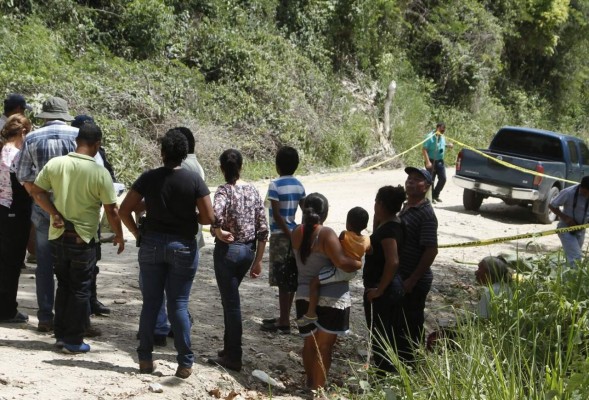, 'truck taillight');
533,164,544,186
456,151,463,171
